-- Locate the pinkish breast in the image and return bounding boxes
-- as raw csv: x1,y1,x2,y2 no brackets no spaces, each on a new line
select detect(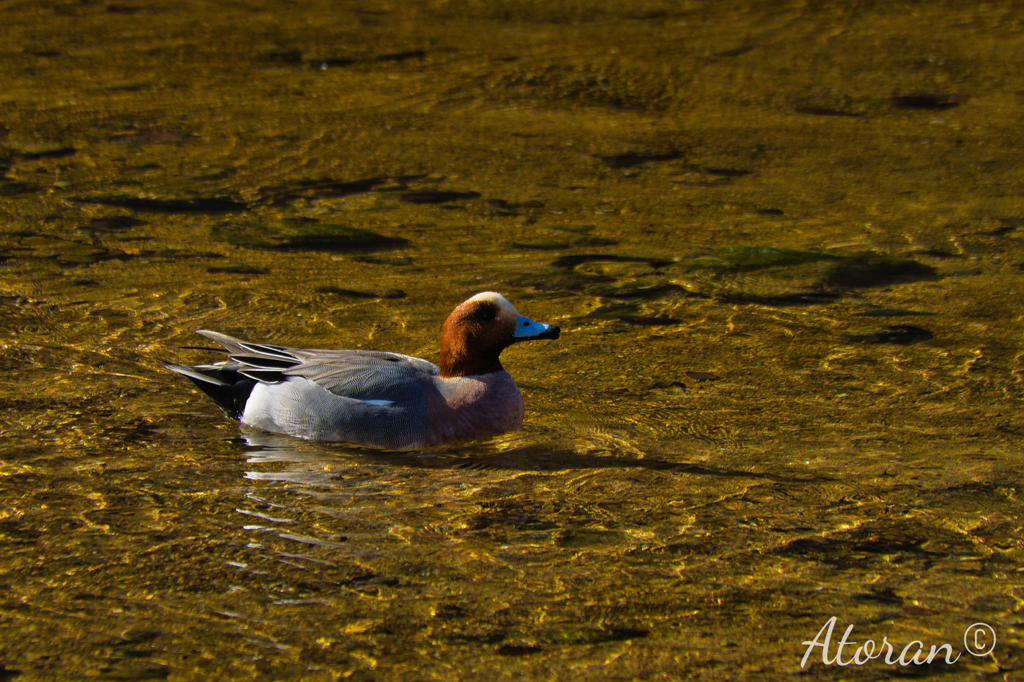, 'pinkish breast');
426,371,525,445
